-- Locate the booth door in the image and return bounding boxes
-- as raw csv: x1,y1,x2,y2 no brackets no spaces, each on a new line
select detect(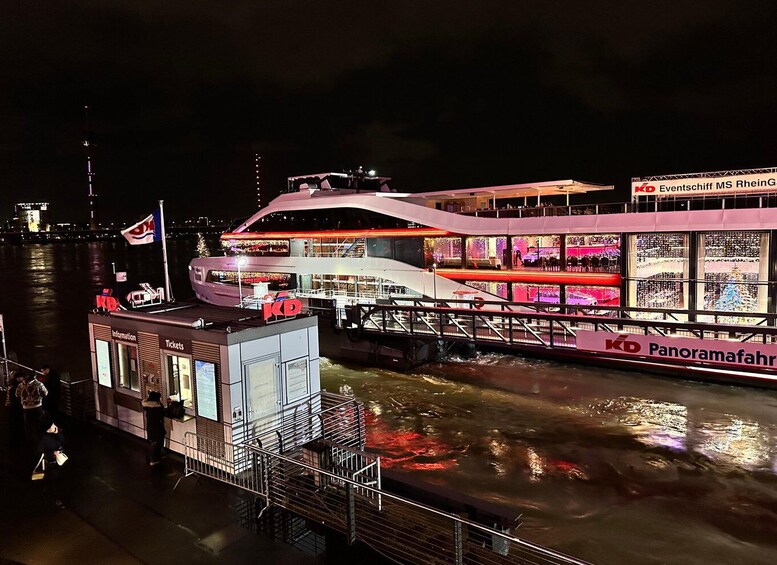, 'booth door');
244,356,281,439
